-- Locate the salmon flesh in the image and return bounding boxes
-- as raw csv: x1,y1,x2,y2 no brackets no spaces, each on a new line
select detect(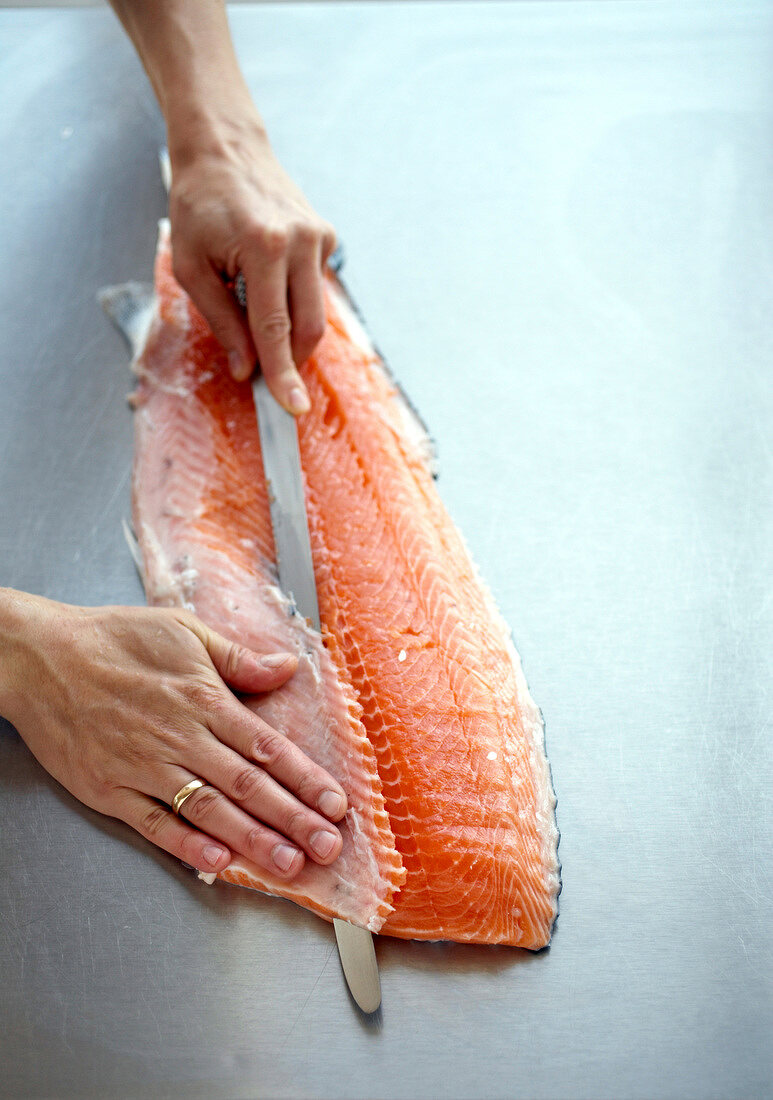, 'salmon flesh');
117,223,560,948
